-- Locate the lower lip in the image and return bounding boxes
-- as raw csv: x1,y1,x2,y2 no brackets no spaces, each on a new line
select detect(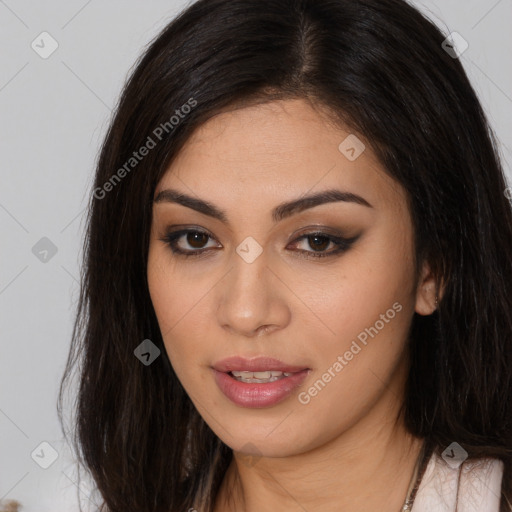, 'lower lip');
213,369,310,408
